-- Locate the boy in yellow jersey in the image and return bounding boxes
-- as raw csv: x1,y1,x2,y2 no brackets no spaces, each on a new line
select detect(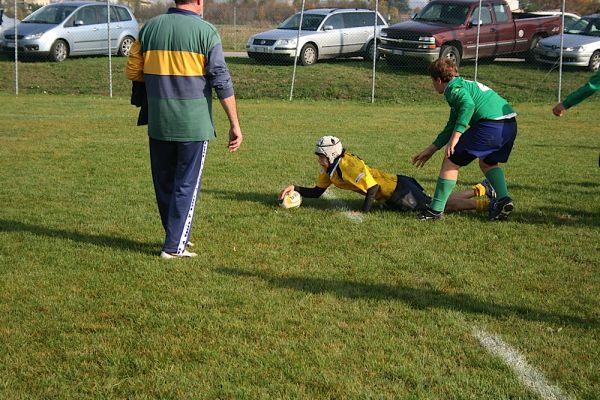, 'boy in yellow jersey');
278,136,494,214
